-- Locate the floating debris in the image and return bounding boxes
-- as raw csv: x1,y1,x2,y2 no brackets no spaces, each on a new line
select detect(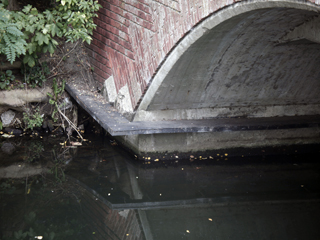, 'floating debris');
1,133,15,138
70,141,82,146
